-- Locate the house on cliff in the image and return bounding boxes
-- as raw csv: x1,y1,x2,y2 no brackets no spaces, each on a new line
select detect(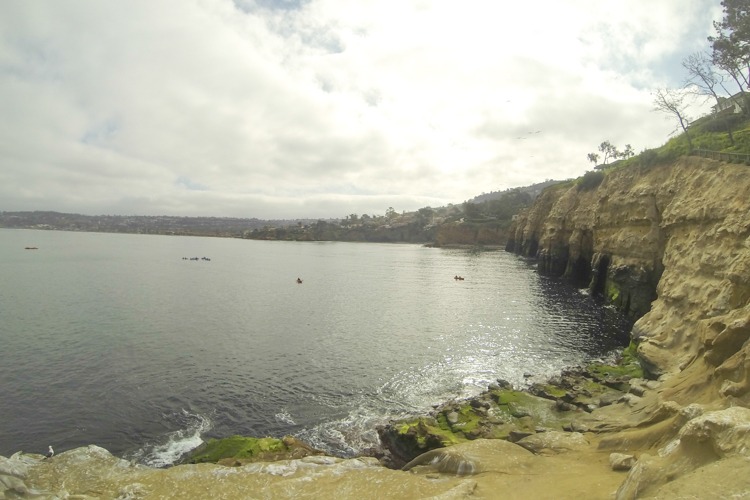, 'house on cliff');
712,91,745,115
